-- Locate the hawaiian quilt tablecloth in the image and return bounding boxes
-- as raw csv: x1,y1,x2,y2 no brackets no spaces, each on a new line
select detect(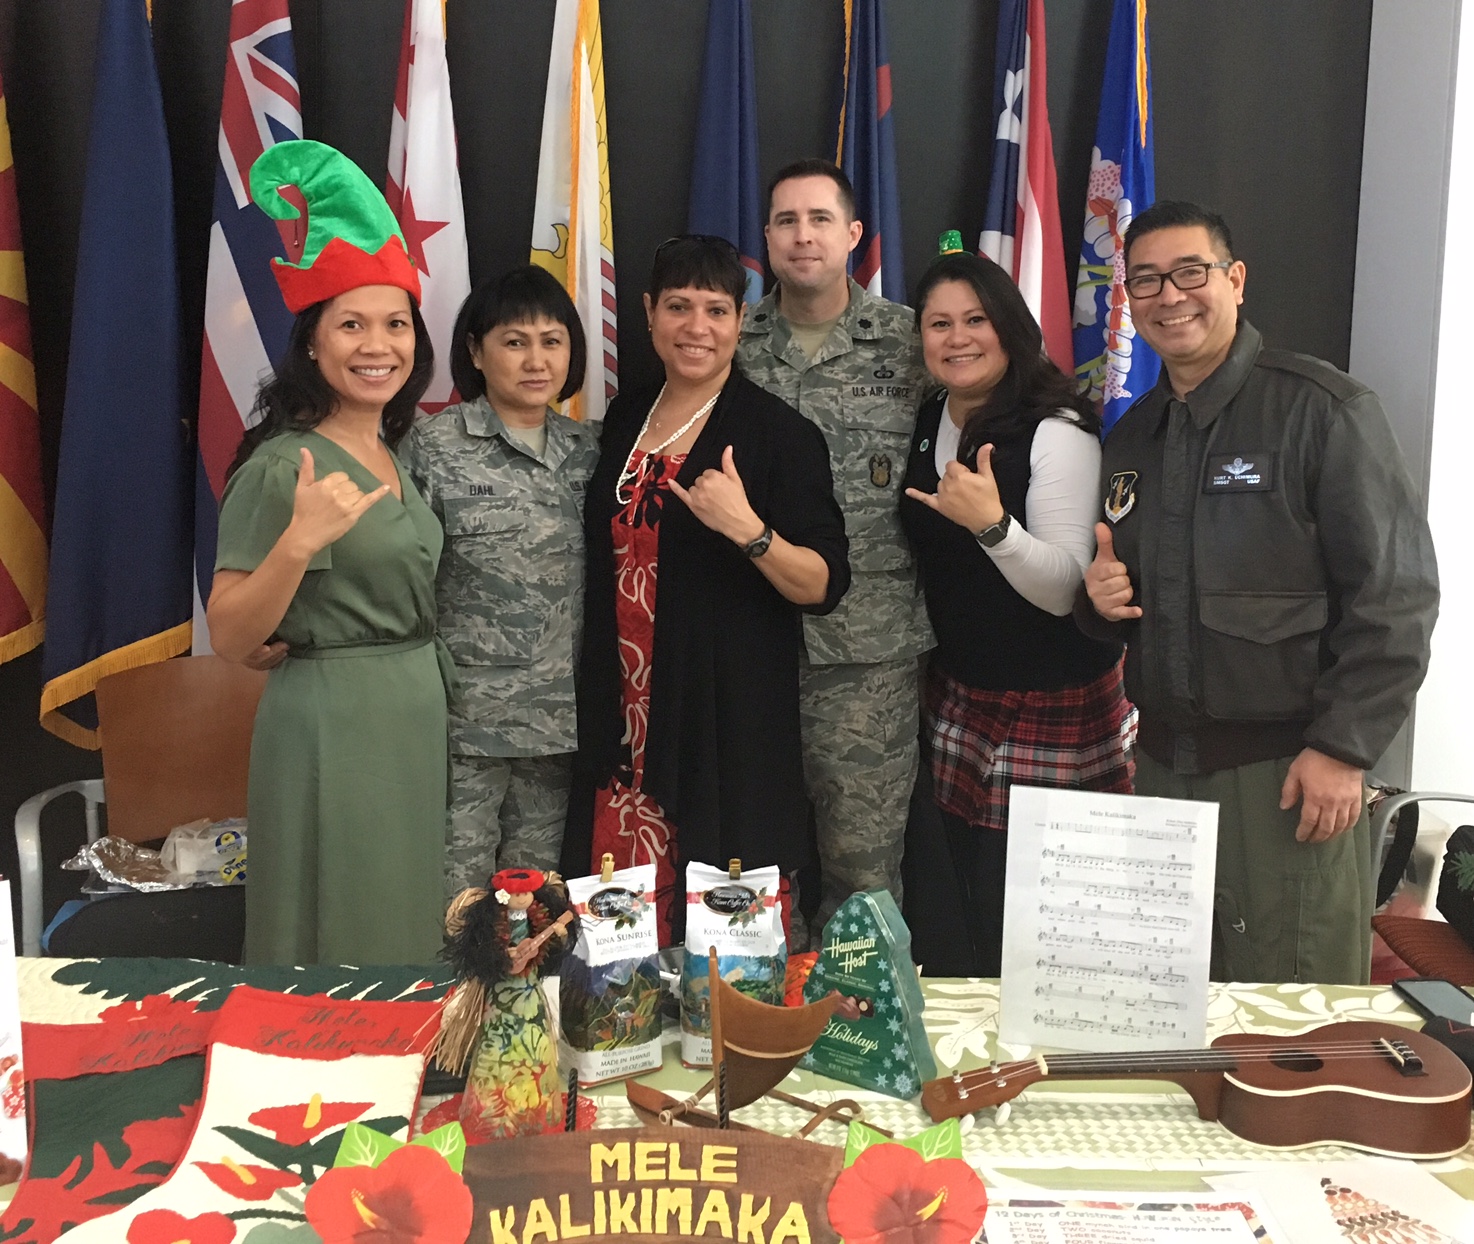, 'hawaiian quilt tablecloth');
5,958,1473,1237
